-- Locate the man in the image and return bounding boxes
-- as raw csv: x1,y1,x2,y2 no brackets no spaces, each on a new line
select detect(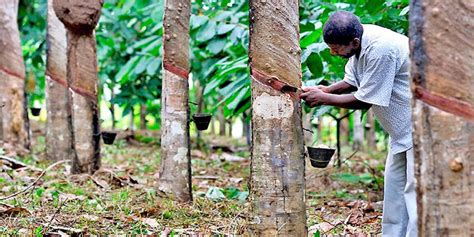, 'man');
300,11,416,236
